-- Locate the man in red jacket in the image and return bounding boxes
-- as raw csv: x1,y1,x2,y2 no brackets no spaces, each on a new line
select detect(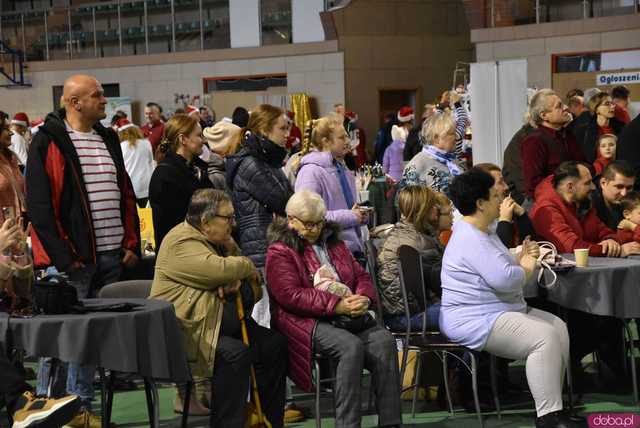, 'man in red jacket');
521,89,584,200
531,160,637,392
530,161,640,257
